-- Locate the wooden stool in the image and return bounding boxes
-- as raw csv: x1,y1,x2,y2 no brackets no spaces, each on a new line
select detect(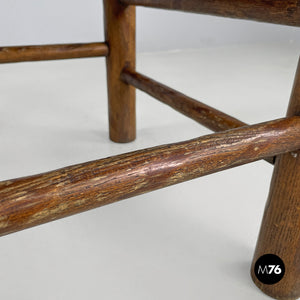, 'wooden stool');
0,1,300,299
